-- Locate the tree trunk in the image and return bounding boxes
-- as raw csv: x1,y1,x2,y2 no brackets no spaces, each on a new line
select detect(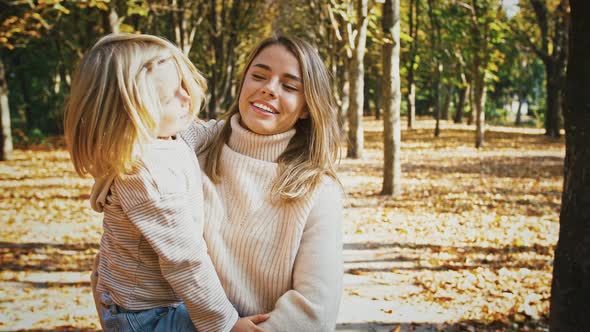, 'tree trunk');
347,53,364,158
108,0,121,34
381,0,401,196
347,0,368,159
529,0,568,137
474,74,486,148
434,101,441,137
219,2,239,106
454,85,468,123
0,58,13,161
363,72,371,116
515,96,524,126
427,0,442,137
375,76,382,120
442,85,452,120
407,79,416,129
550,1,590,330
15,54,33,130
433,64,442,137
338,57,349,141
207,0,220,119
468,80,476,125
545,61,561,137
406,0,419,129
